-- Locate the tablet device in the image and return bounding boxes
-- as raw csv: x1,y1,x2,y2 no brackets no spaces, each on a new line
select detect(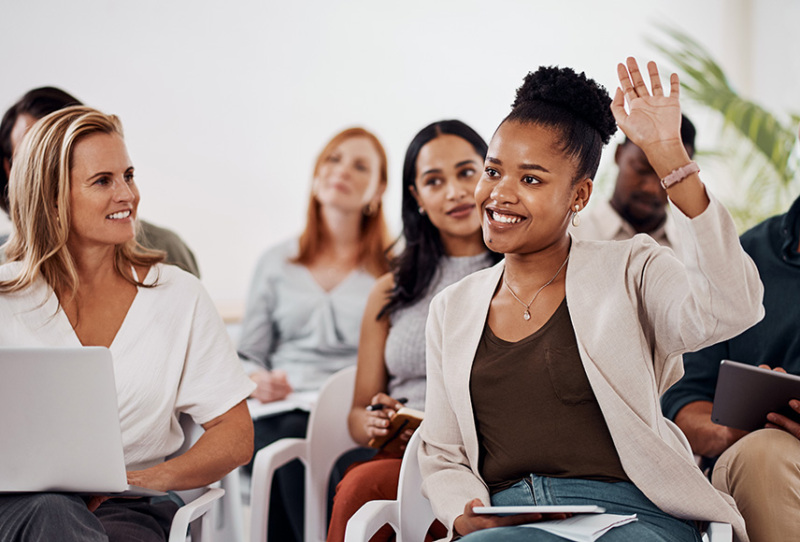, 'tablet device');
711,359,800,432
473,505,605,516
